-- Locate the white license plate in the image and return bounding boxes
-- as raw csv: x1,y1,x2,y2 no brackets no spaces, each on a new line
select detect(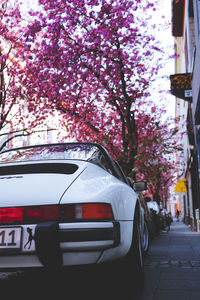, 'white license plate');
0,227,22,250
